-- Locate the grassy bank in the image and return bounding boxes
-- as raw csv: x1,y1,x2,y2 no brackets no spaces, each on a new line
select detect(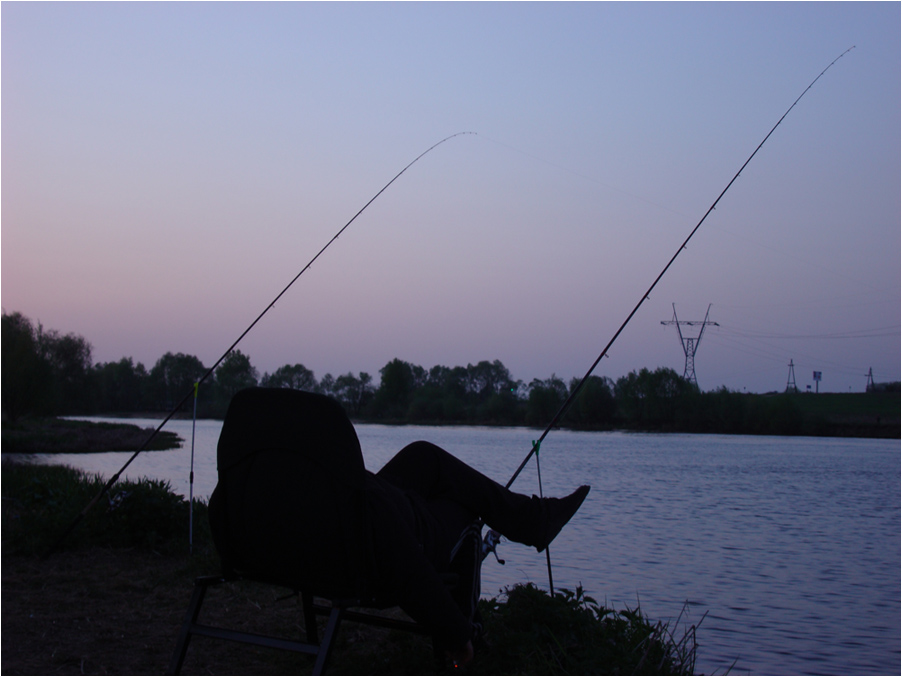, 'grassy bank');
2,462,700,675
785,391,900,437
1,417,182,454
